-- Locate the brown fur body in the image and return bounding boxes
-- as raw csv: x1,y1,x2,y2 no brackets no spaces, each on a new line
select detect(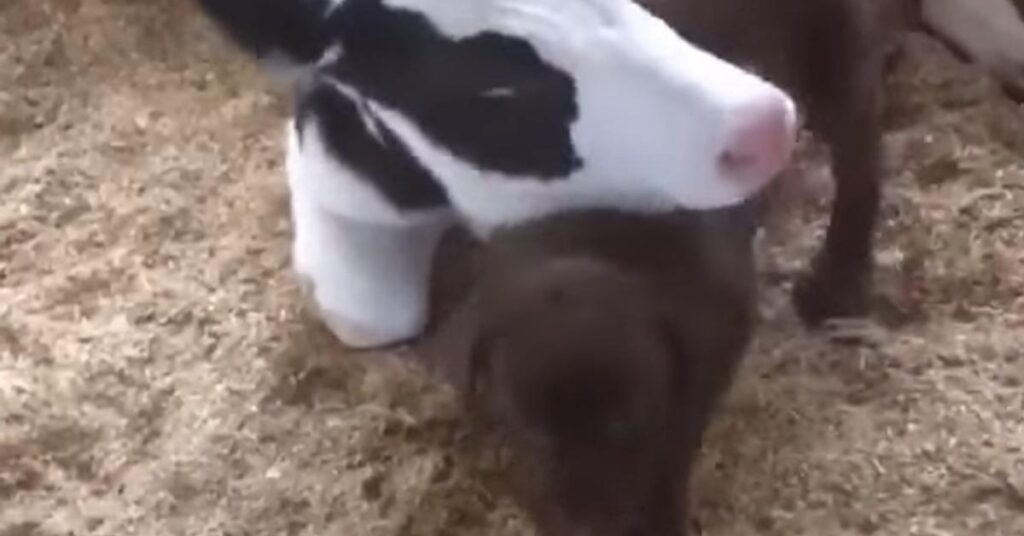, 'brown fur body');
428,208,758,536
